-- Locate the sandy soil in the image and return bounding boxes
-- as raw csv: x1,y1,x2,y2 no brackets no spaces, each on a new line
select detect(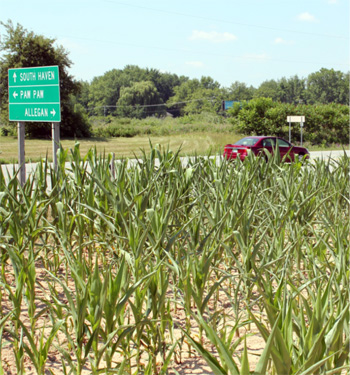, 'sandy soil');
0,259,265,375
